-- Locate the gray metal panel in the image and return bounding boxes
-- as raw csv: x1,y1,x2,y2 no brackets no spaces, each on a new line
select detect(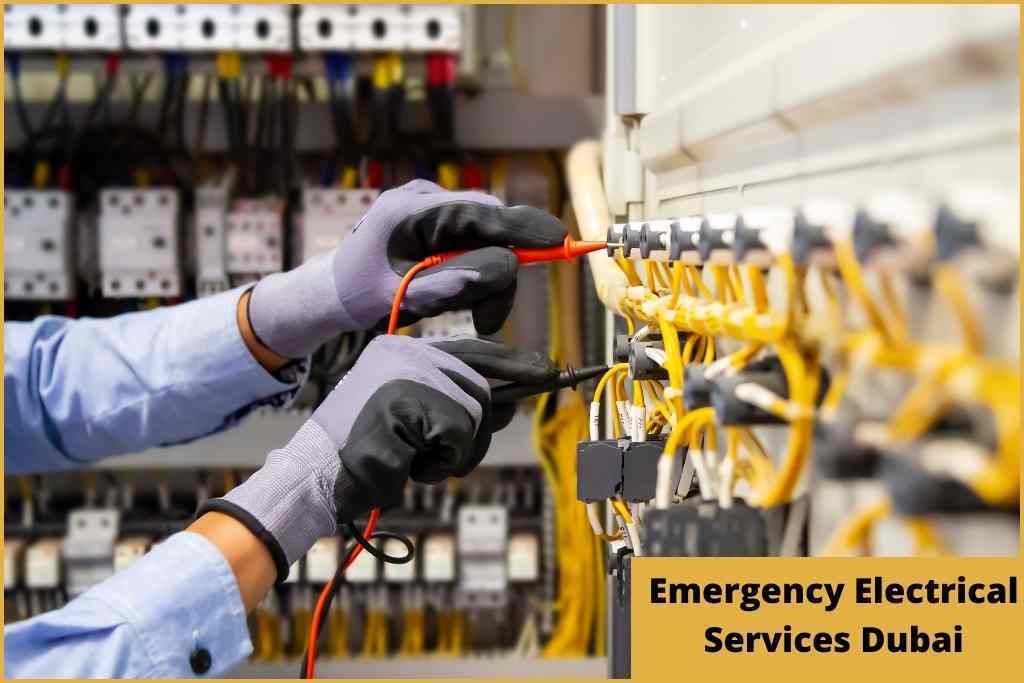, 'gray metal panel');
90,410,542,470
226,656,606,679
611,5,637,116
608,554,631,679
